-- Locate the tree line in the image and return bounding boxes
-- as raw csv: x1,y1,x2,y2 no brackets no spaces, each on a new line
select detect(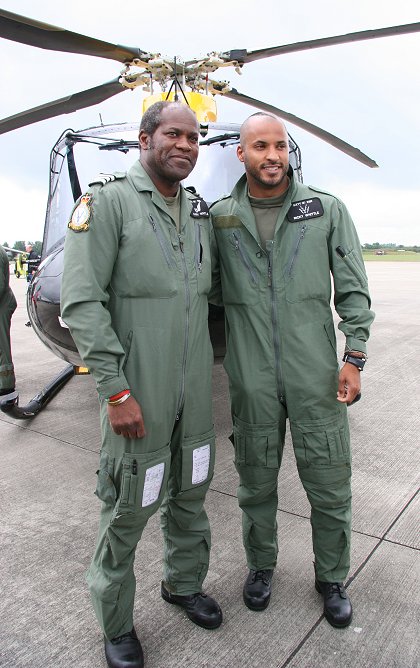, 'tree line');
3,240,42,255
363,243,419,252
